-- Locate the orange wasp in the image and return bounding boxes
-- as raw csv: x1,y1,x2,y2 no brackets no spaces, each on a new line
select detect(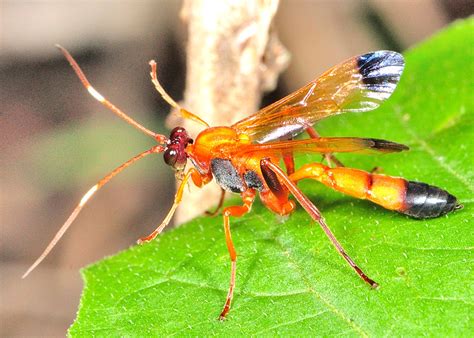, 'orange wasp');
24,46,461,319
